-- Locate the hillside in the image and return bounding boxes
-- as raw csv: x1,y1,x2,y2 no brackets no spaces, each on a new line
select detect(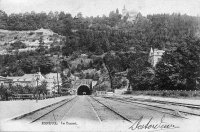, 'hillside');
0,28,65,53
0,10,200,92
